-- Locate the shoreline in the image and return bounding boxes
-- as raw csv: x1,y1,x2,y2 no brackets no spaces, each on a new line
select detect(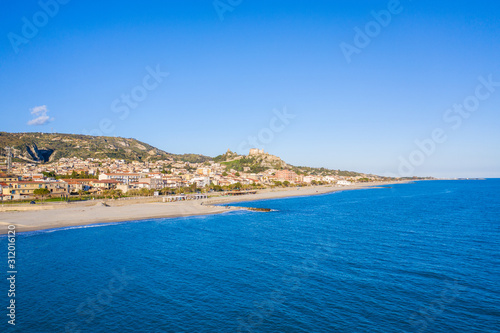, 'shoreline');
0,181,409,235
